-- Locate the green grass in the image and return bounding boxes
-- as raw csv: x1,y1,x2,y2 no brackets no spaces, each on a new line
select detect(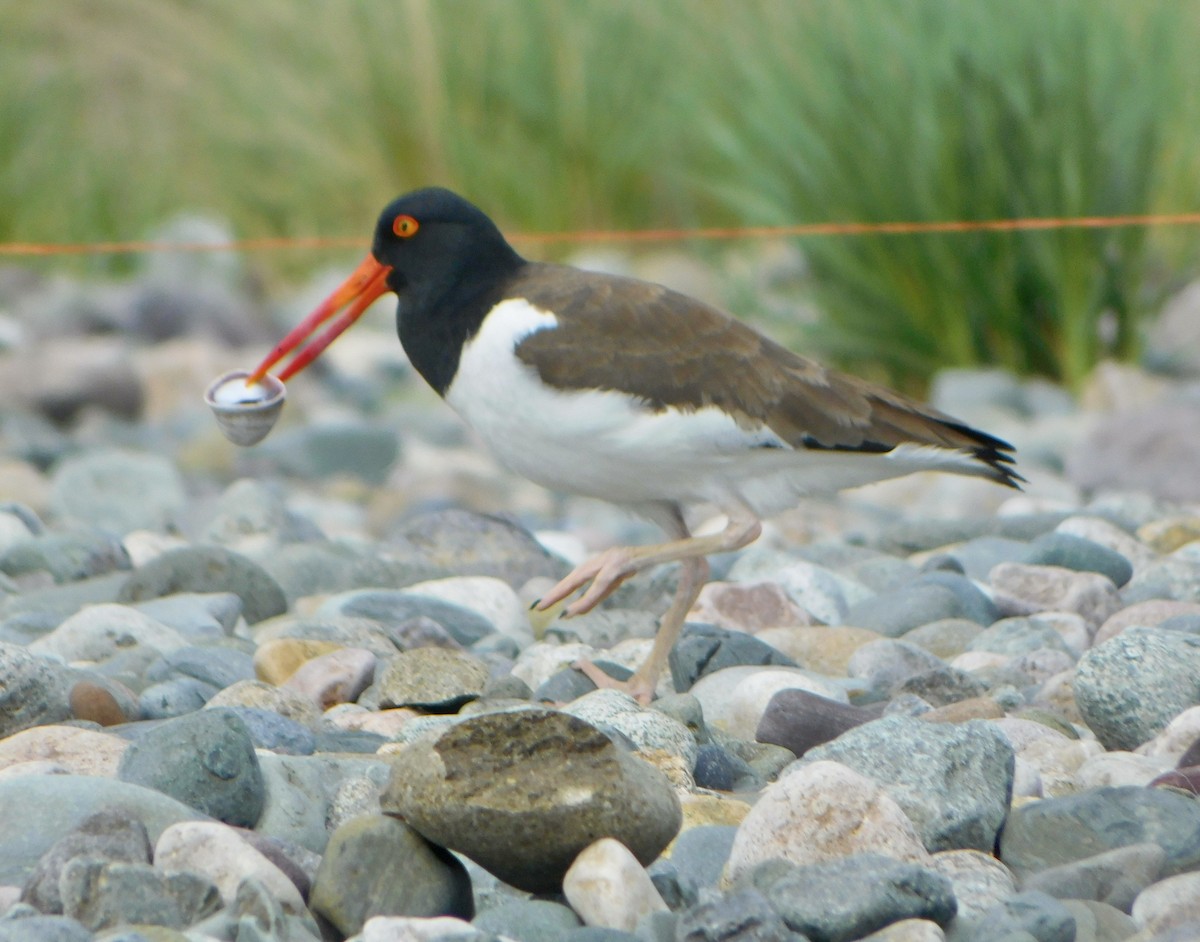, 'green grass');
3,0,1199,389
